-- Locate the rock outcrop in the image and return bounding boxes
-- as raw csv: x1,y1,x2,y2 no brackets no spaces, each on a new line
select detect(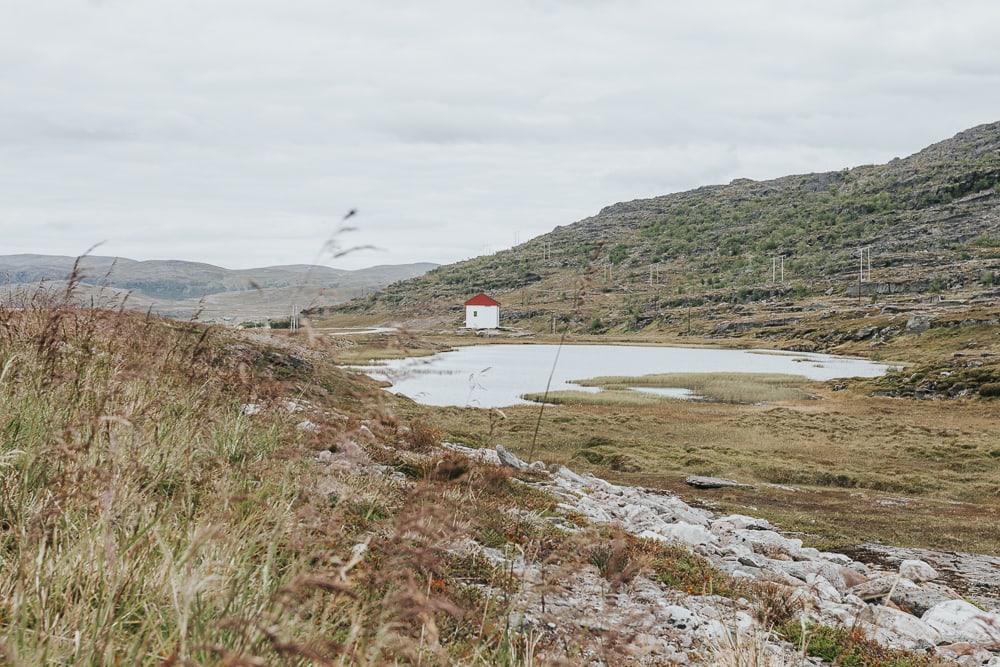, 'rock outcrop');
442,442,1000,665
